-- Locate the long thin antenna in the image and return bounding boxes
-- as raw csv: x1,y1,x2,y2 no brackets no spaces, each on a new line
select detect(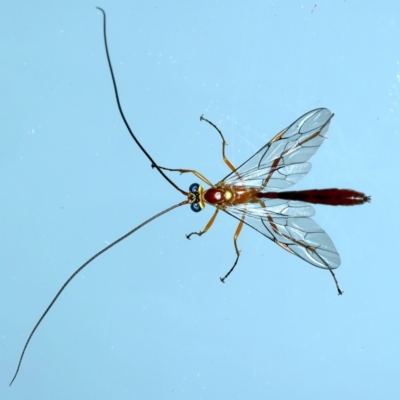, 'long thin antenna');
96,7,187,196
9,200,188,386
